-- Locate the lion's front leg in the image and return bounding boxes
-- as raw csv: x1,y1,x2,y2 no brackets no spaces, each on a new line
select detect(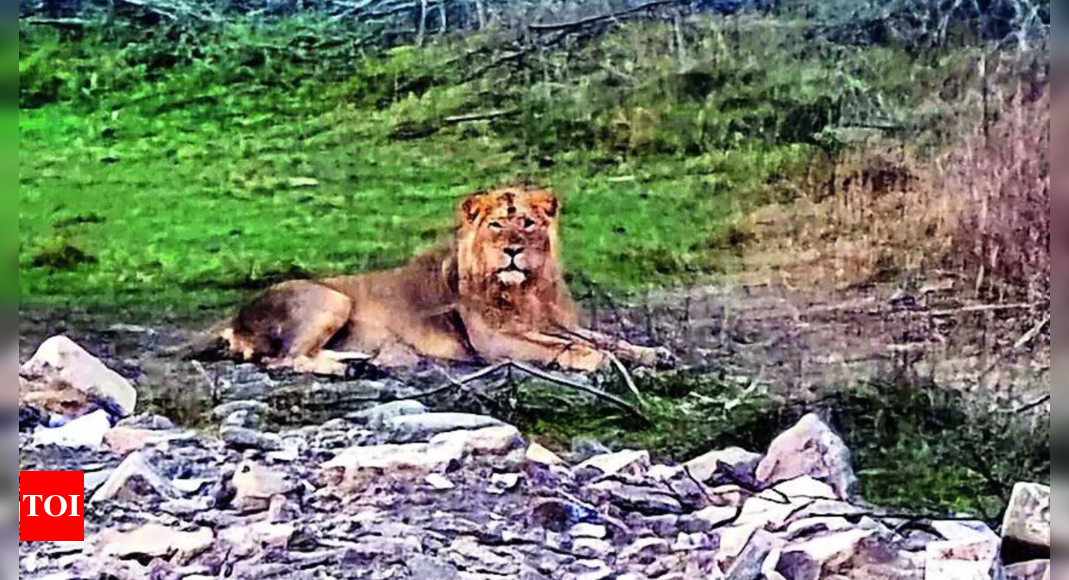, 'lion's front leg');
468,327,609,372
564,328,677,369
